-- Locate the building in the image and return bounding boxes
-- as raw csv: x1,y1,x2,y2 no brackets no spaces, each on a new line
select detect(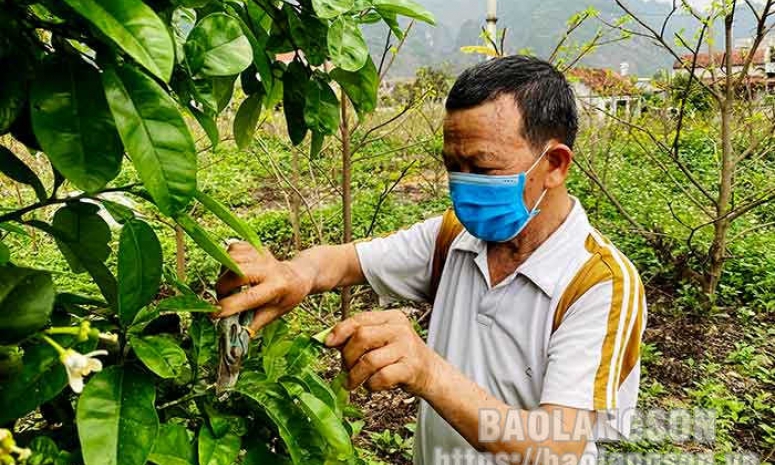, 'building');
672,37,775,94
569,65,642,116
